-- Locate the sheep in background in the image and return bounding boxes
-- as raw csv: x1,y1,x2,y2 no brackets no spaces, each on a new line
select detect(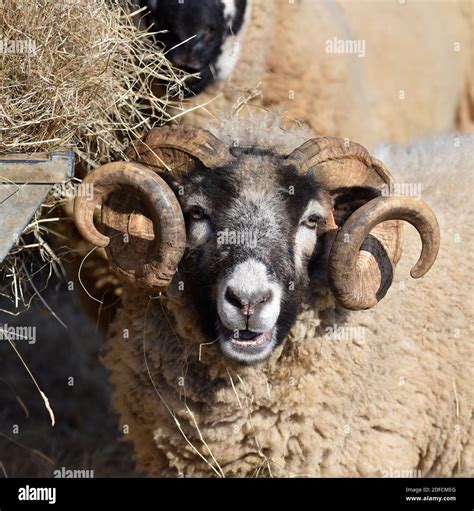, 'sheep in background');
136,0,249,94
73,113,472,477
141,0,473,147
